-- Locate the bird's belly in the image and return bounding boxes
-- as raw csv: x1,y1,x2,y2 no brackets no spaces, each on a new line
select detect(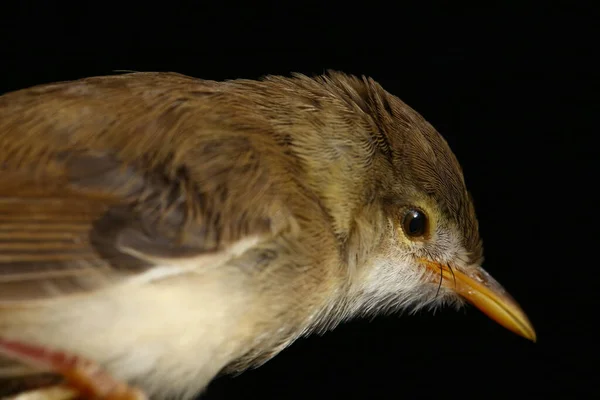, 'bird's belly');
0,271,256,398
